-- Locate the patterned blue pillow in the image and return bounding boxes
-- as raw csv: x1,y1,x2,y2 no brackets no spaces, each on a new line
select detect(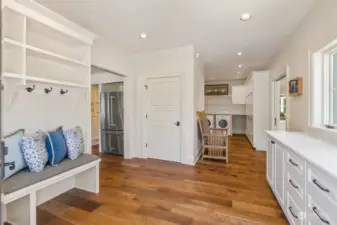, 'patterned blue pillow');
20,133,48,172
4,129,27,179
63,128,81,160
75,126,85,154
45,131,67,166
